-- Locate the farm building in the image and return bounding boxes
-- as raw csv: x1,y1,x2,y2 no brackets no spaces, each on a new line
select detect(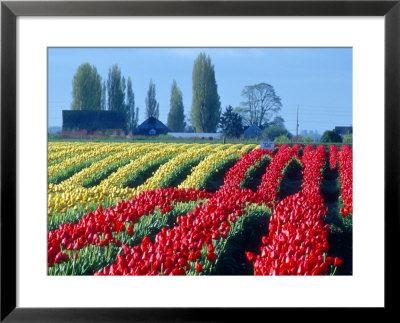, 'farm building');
134,117,170,136
62,110,126,132
244,125,262,138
